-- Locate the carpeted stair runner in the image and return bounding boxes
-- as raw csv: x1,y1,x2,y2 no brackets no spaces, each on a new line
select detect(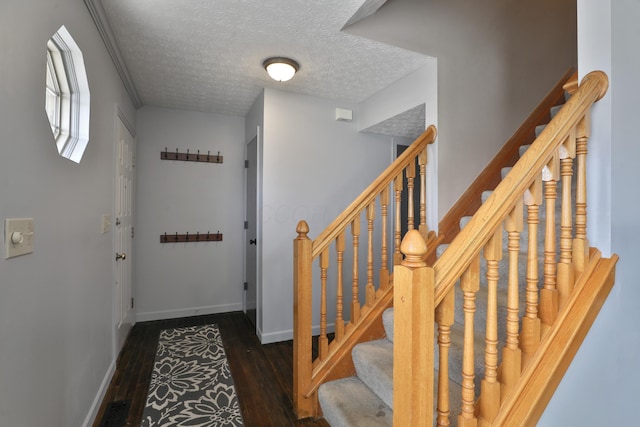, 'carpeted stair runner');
318,98,570,426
